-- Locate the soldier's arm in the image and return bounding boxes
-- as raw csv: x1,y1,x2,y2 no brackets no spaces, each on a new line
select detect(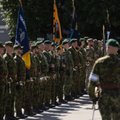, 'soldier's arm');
88,61,100,100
